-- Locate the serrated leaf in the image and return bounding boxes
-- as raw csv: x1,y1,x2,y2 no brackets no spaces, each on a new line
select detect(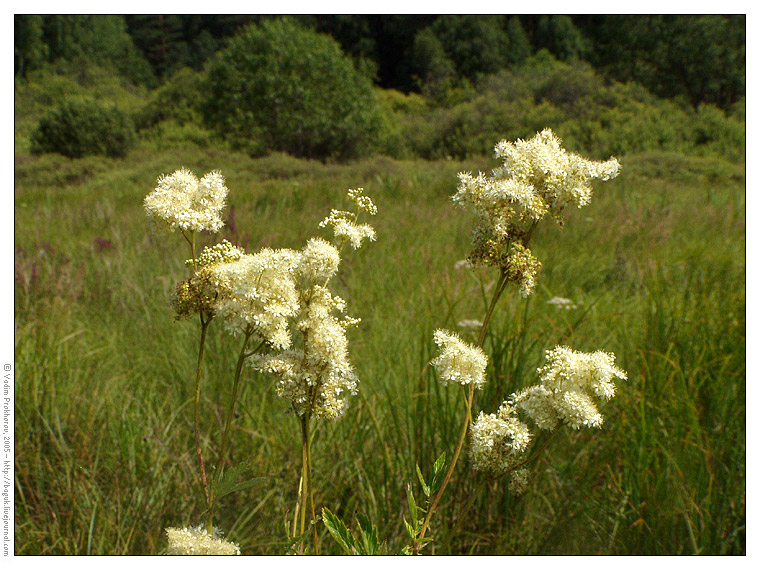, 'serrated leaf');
356,513,379,555
431,453,447,494
322,507,356,555
406,485,420,525
415,463,431,498
433,452,446,476
212,462,266,499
